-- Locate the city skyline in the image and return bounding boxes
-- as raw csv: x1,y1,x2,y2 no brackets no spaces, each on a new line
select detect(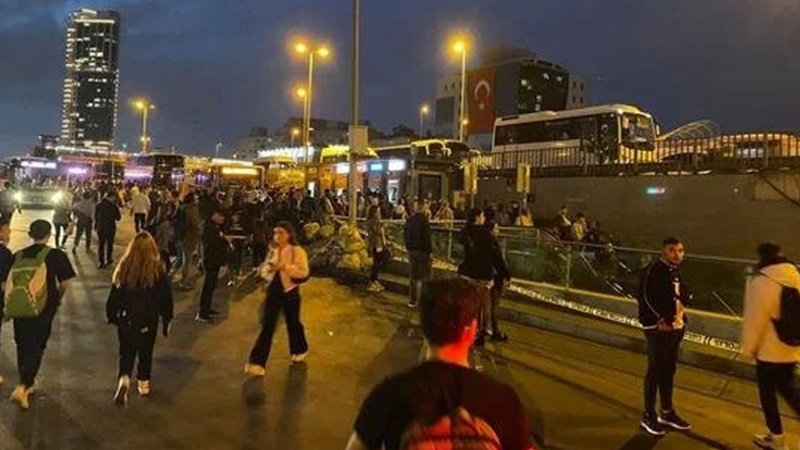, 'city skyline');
1,0,799,156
